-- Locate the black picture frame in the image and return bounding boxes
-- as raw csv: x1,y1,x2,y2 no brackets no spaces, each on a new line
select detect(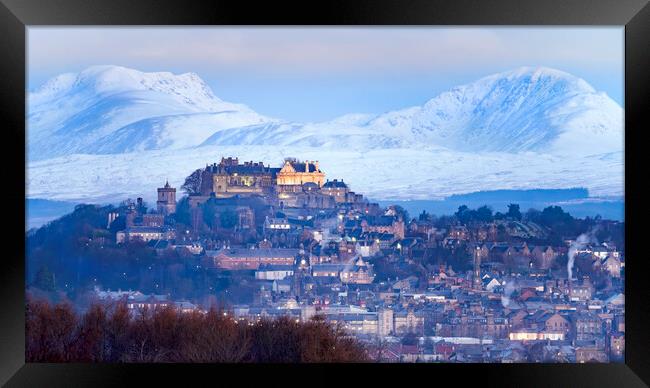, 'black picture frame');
1,0,648,386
